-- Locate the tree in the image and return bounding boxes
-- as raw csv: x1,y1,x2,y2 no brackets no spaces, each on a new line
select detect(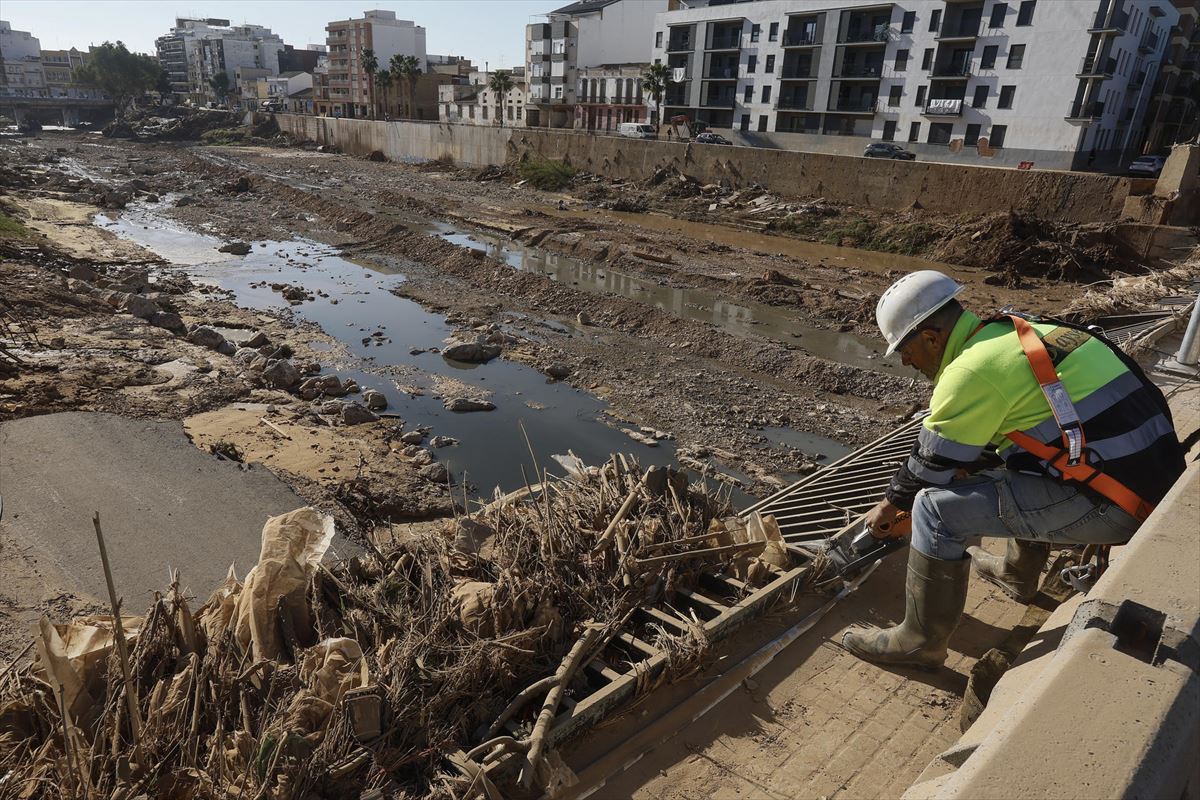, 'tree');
390,54,421,119
360,48,378,119
488,70,515,127
375,70,393,118
154,66,172,101
640,62,671,127
208,72,230,106
73,41,162,118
